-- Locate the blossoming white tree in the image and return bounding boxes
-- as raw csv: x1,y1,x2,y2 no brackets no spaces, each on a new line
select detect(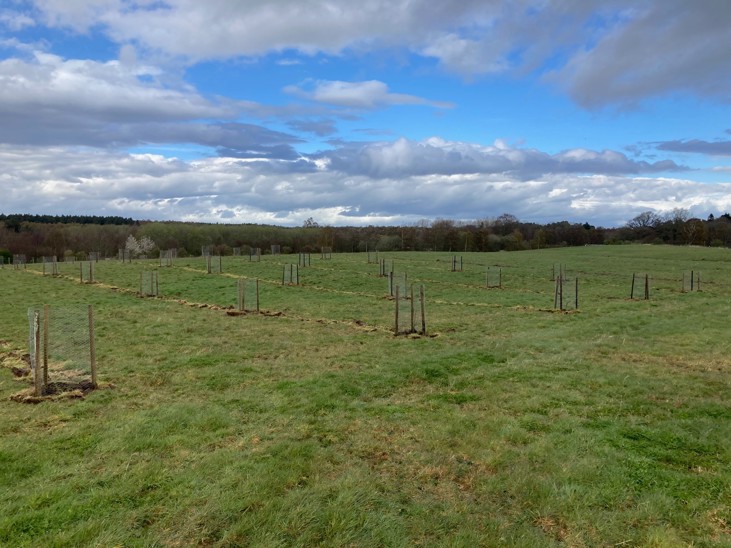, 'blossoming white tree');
125,235,156,258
